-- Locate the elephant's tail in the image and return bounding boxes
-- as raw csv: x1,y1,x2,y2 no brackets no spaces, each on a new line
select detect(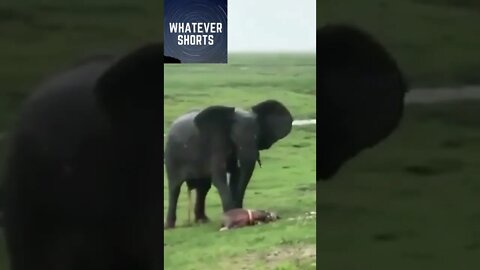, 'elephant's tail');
187,188,192,225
